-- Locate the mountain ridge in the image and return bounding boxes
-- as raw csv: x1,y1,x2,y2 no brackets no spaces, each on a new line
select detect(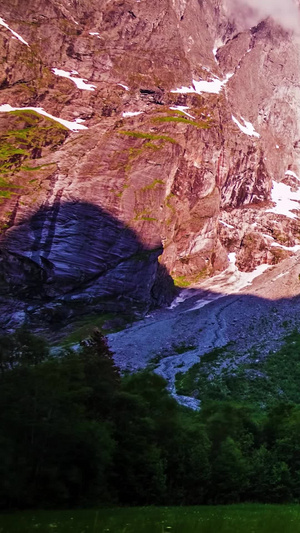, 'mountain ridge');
0,0,300,339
